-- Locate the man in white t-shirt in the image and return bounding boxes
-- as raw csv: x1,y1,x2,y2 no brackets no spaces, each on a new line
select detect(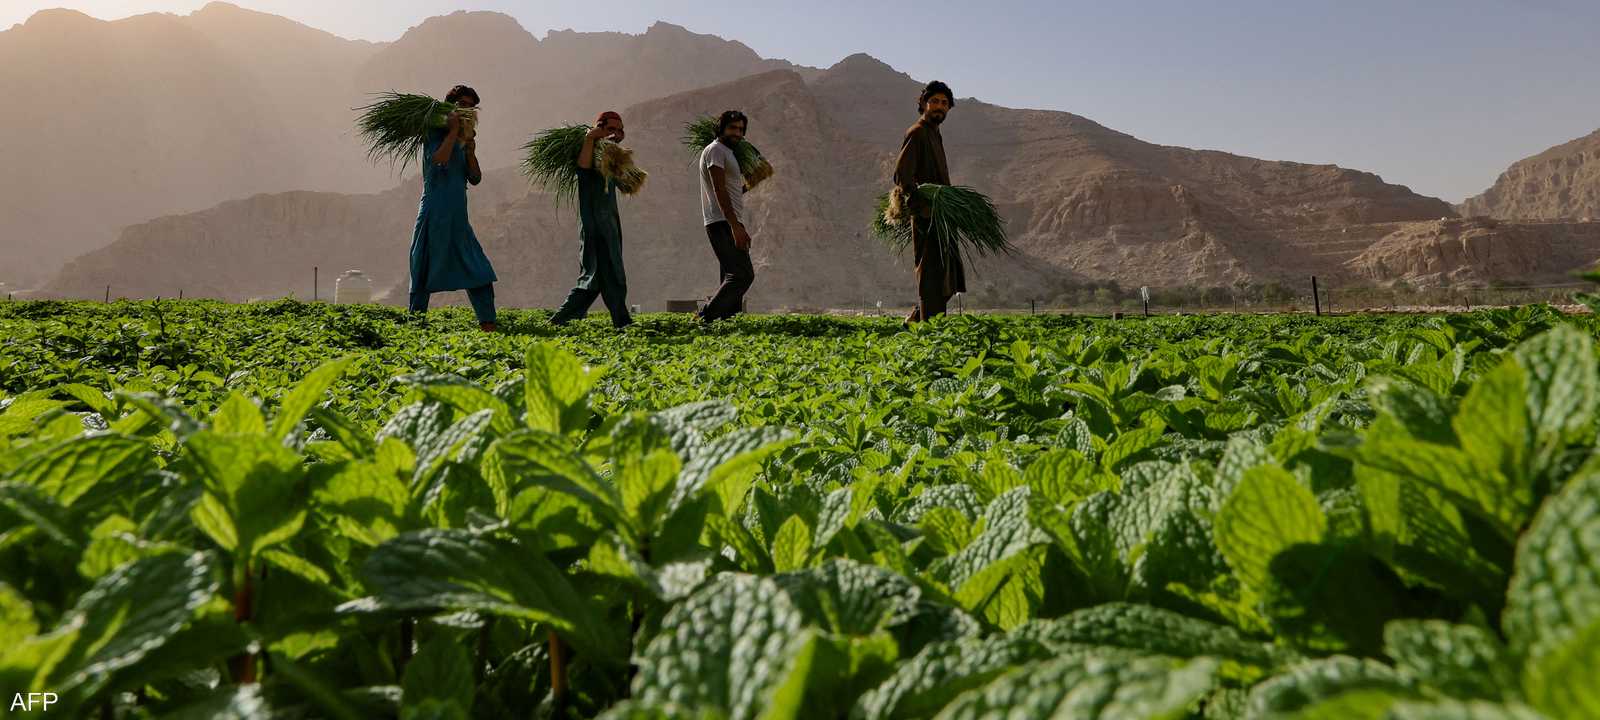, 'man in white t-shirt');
696,110,755,322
